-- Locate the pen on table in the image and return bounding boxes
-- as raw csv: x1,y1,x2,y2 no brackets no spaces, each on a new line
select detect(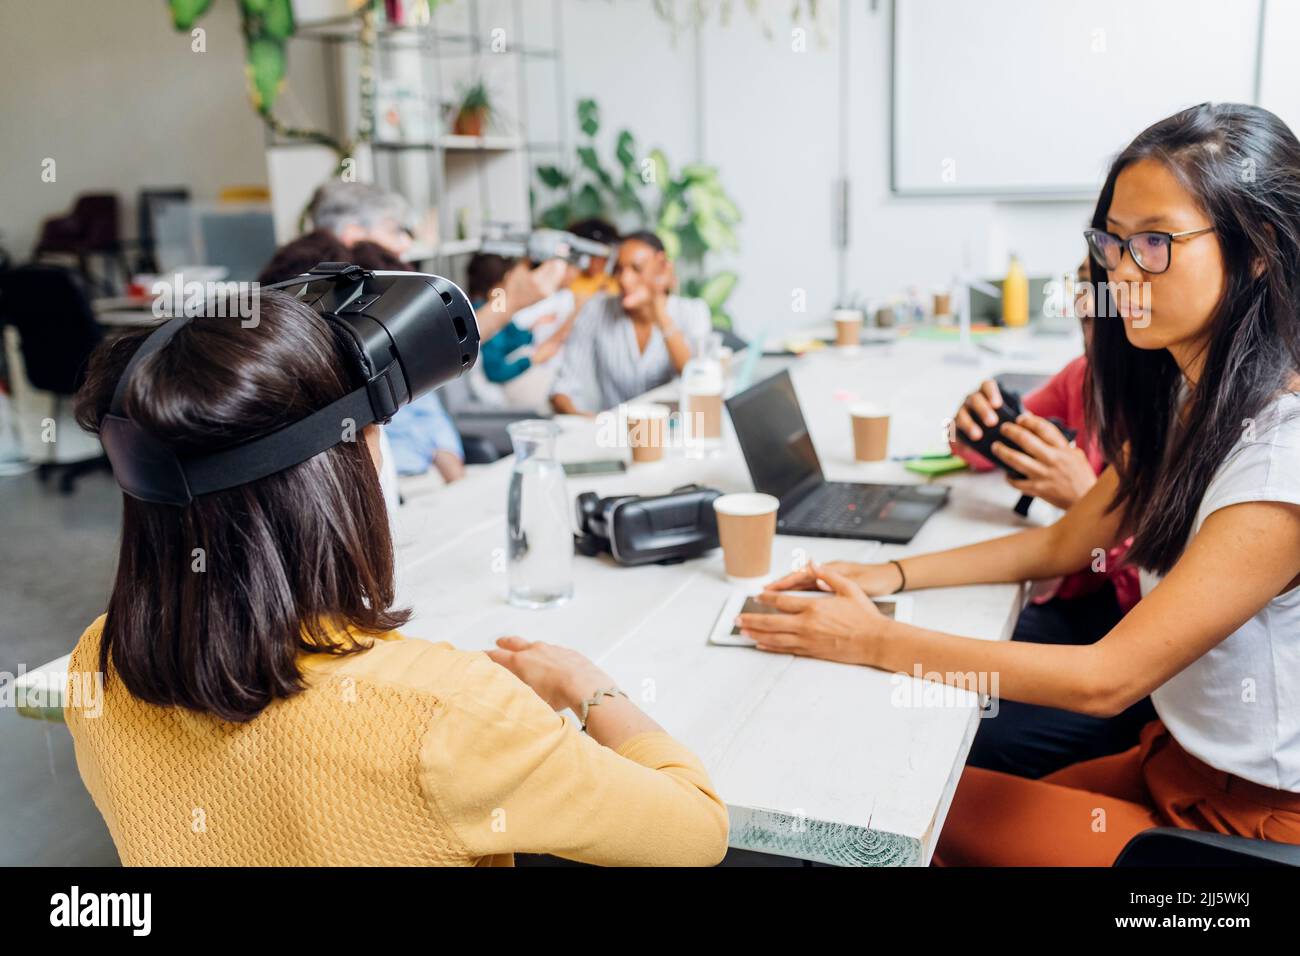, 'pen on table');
890,452,954,461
